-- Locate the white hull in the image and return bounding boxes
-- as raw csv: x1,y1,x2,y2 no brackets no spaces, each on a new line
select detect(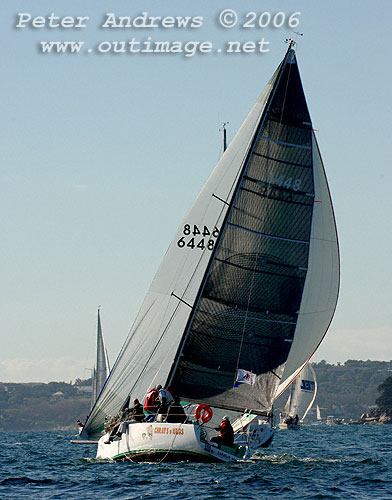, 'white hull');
279,423,300,431
96,421,274,463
